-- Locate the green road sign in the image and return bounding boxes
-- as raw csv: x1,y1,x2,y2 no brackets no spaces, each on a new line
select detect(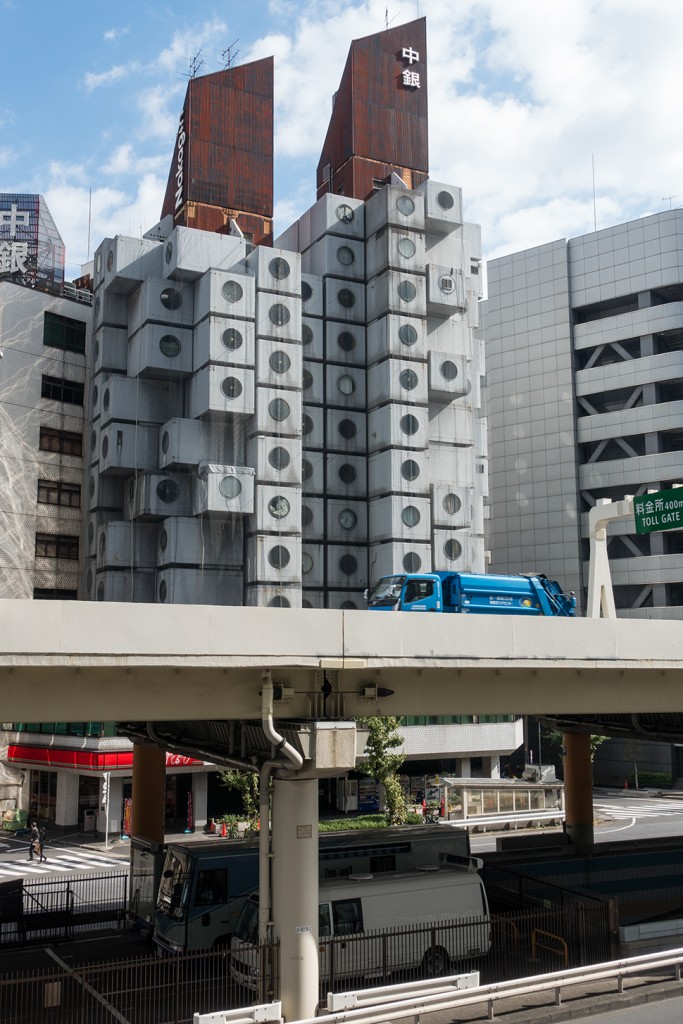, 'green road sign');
633,487,683,534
